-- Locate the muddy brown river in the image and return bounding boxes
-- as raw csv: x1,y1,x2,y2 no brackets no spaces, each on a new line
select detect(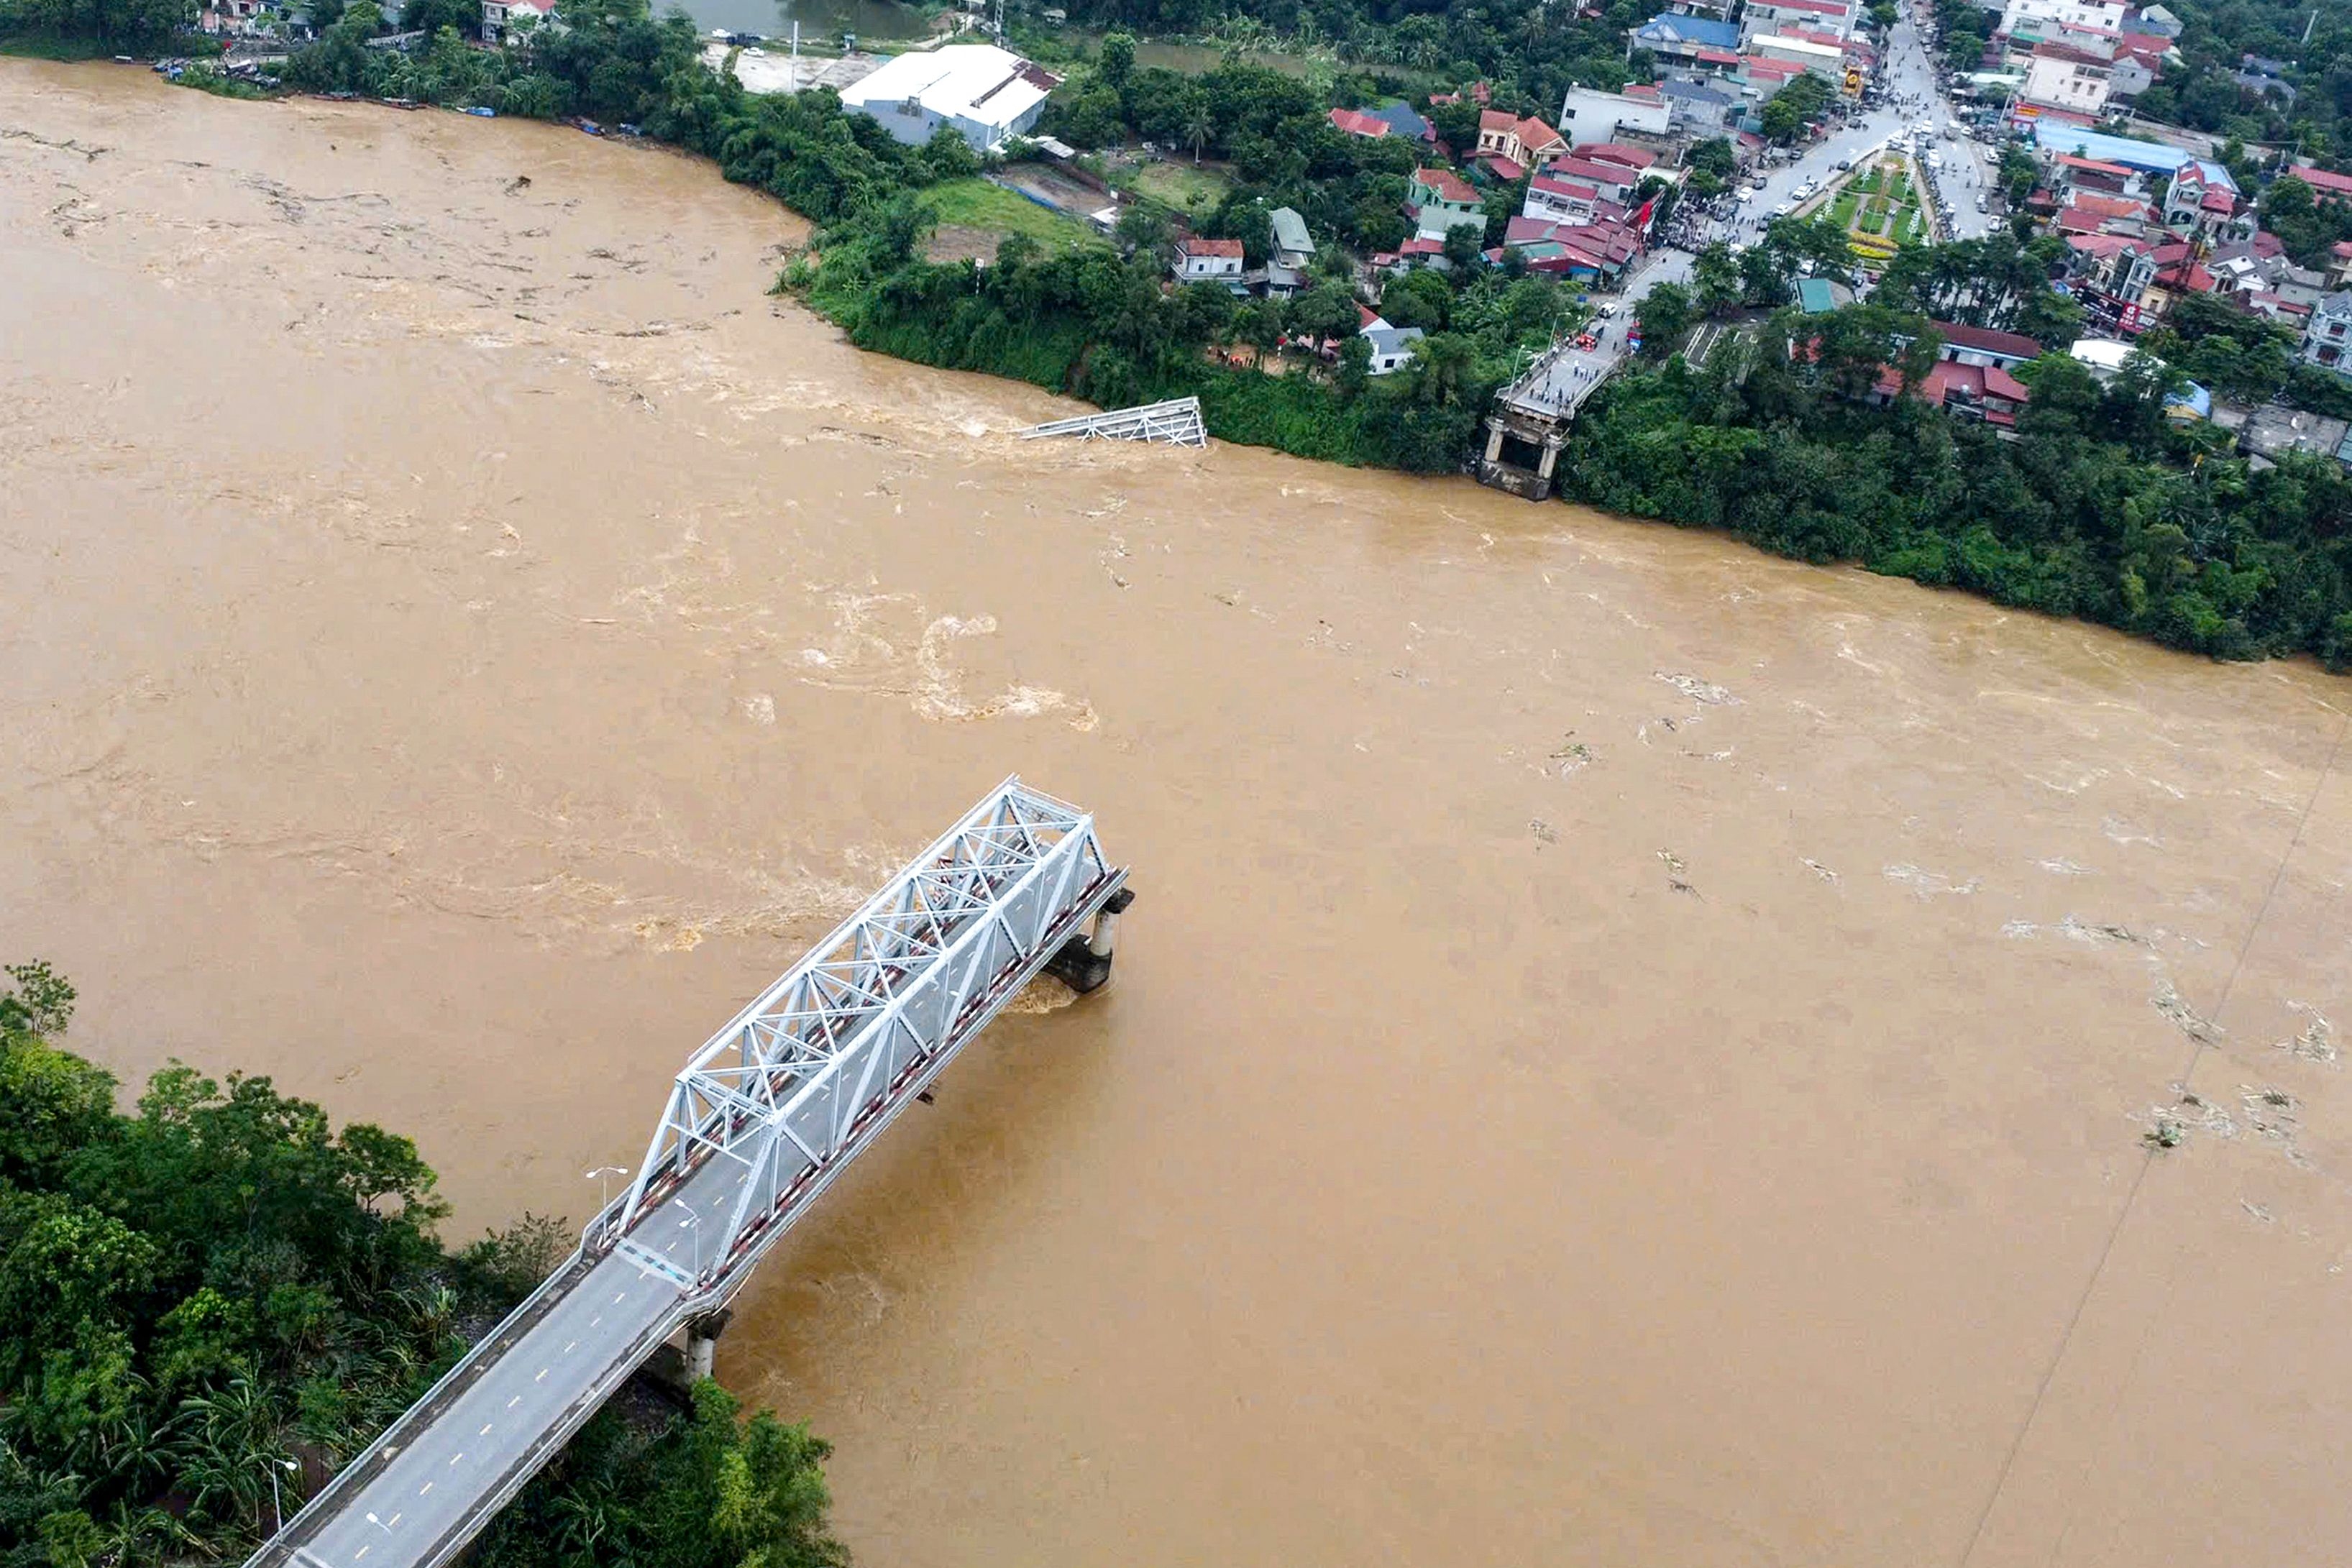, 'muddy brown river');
6,62,2351,1568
